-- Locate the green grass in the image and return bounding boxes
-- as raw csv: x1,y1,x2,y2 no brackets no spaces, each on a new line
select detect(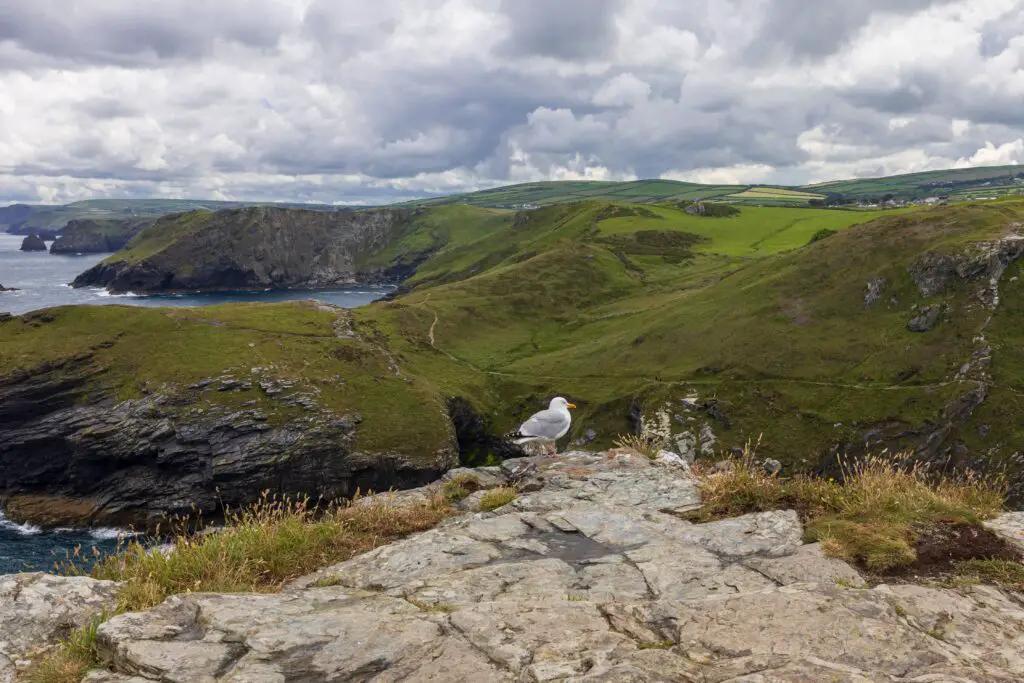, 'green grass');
28,613,109,683
479,487,518,512
0,301,455,460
